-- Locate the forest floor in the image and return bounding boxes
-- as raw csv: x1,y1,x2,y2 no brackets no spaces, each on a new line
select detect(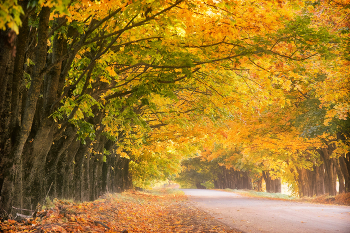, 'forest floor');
0,189,237,233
